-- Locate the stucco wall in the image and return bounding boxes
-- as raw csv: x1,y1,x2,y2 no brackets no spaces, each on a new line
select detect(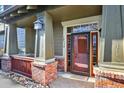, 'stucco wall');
53,22,63,56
